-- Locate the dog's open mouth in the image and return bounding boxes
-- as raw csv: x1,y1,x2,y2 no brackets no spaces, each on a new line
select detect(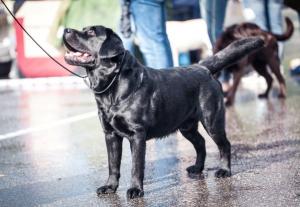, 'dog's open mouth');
64,42,95,65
